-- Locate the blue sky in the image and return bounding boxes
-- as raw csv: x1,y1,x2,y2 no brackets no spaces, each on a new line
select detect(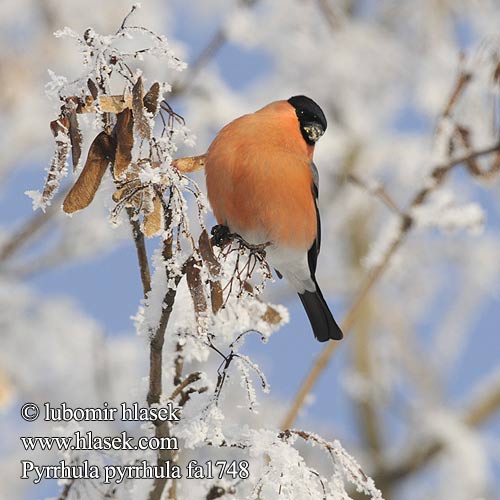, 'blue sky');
2,4,499,498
